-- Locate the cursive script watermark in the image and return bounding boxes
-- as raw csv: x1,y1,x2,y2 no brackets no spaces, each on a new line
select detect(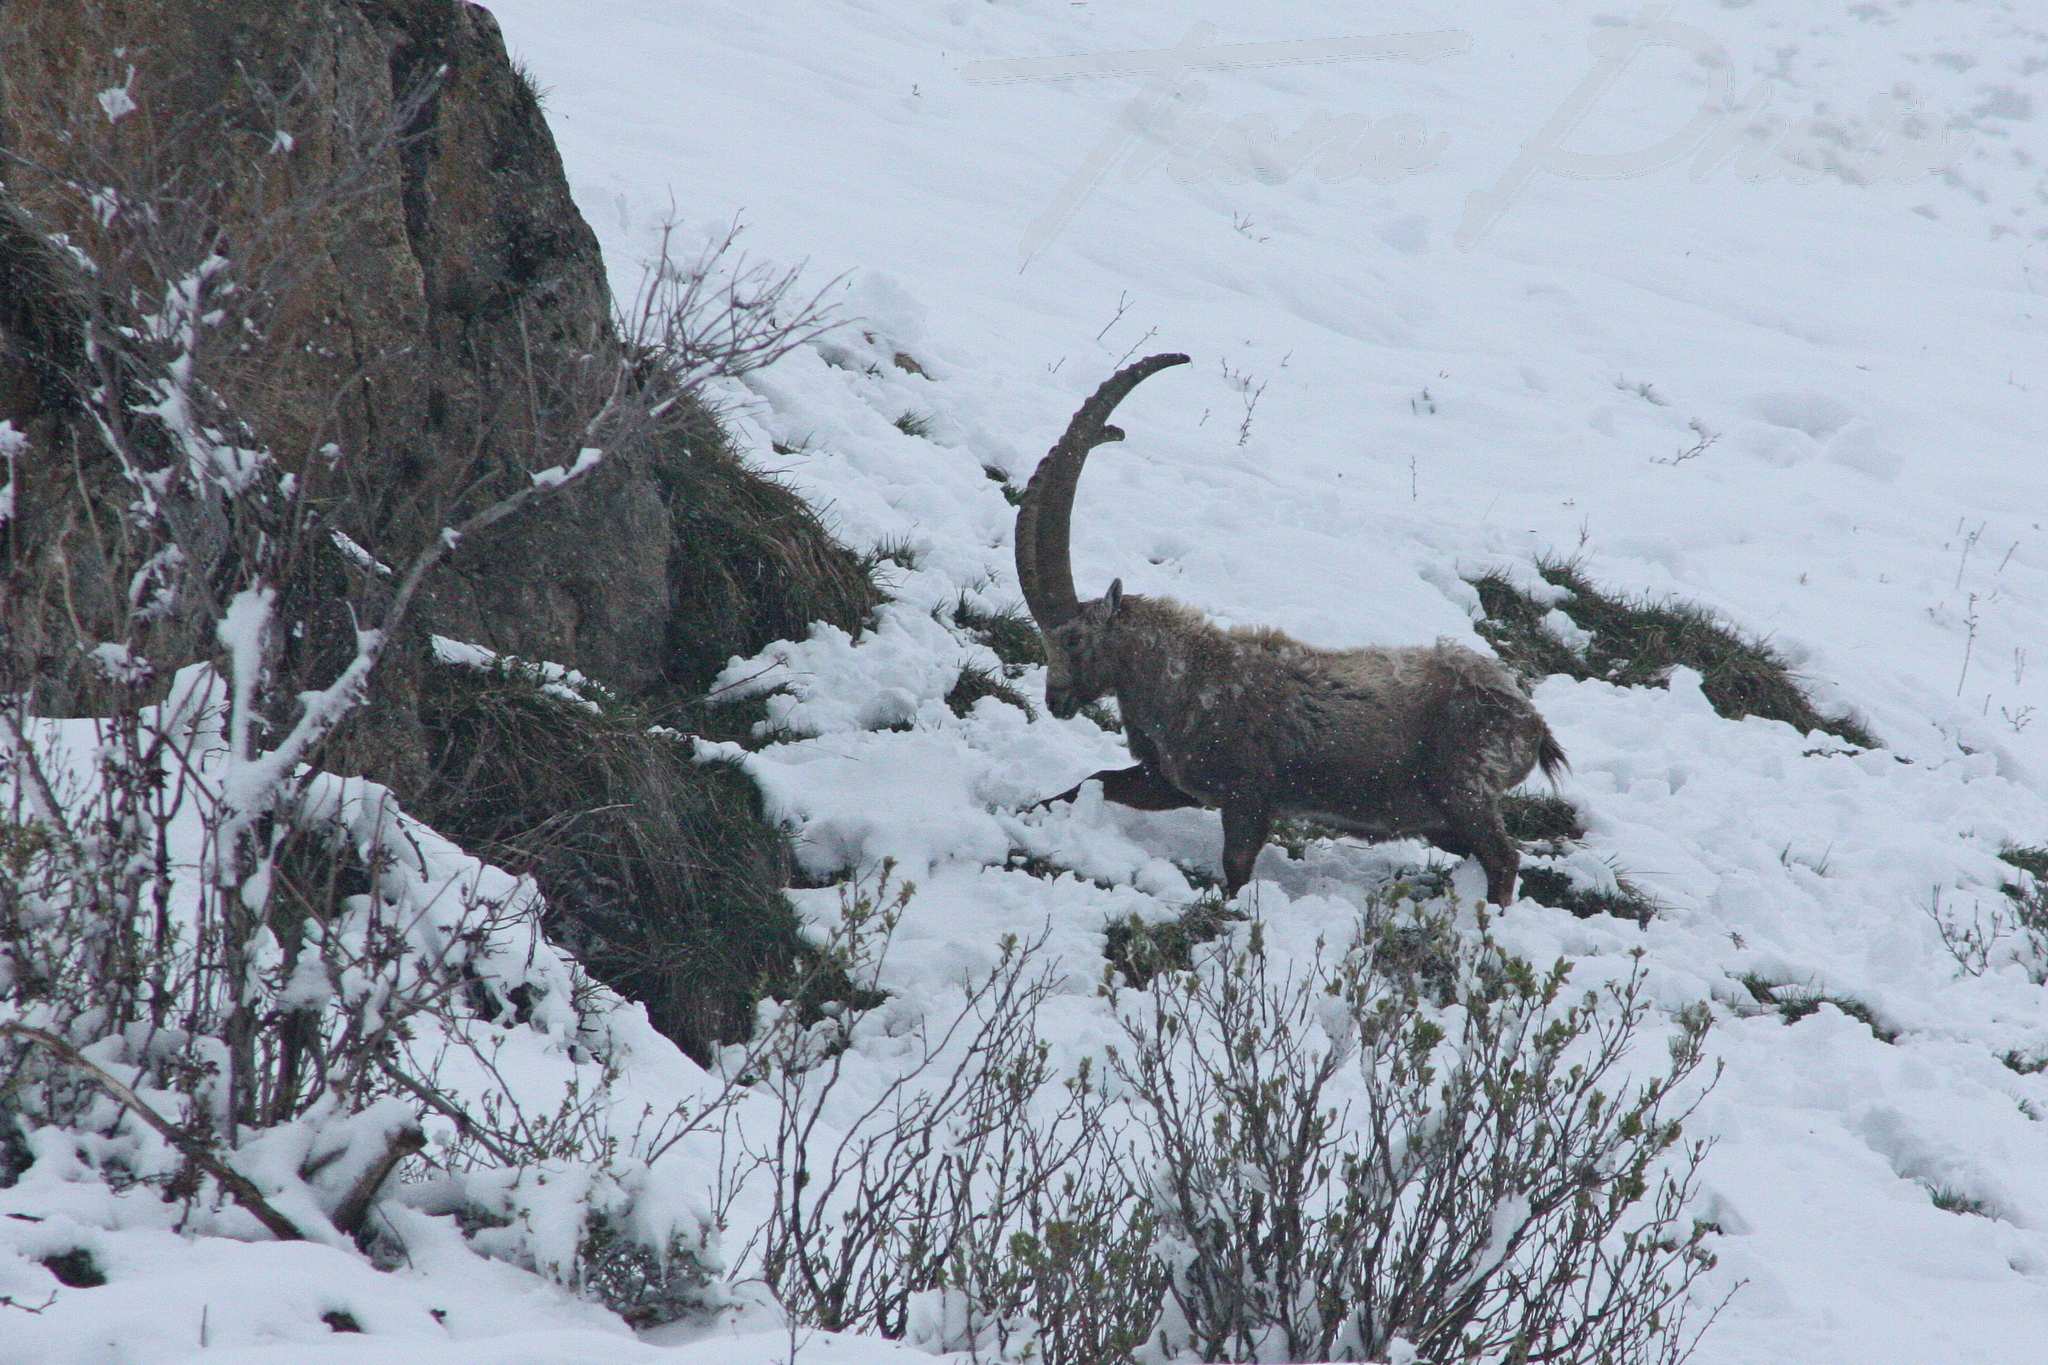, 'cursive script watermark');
962,24,1467,269
963,6,1960,265
1457,6,1959,247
